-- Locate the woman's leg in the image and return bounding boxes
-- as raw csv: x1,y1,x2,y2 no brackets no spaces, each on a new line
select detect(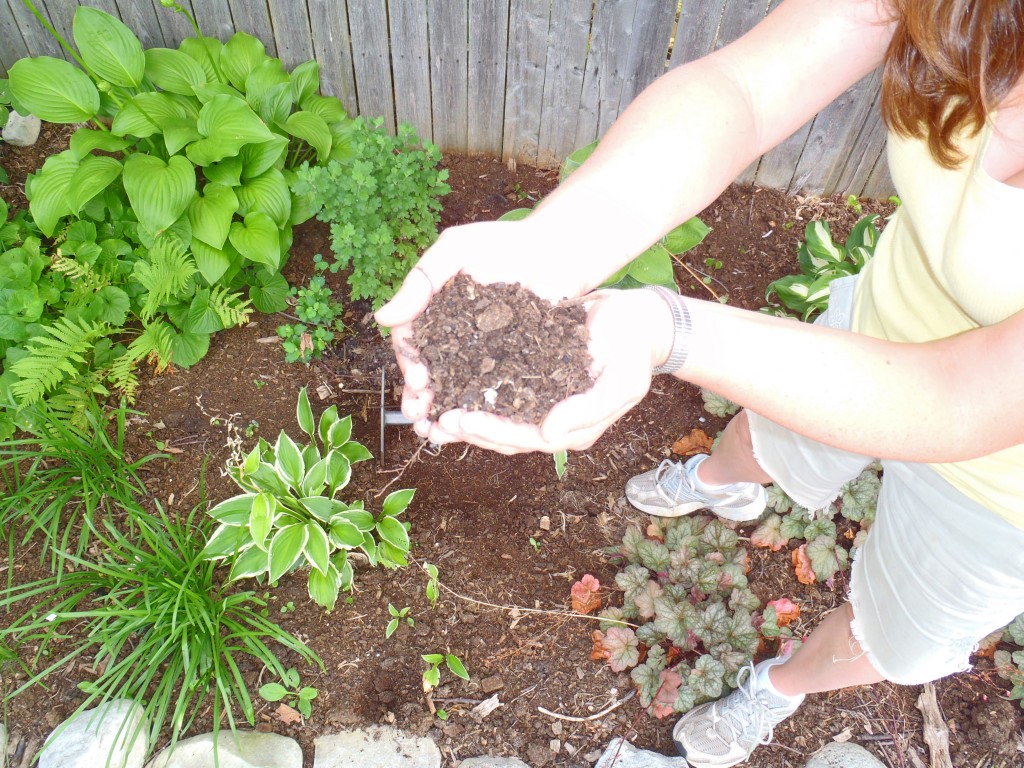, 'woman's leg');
698,410,774,486
771,602,885,696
